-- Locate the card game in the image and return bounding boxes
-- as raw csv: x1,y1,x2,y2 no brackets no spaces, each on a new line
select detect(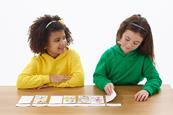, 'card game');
16,93,119,107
